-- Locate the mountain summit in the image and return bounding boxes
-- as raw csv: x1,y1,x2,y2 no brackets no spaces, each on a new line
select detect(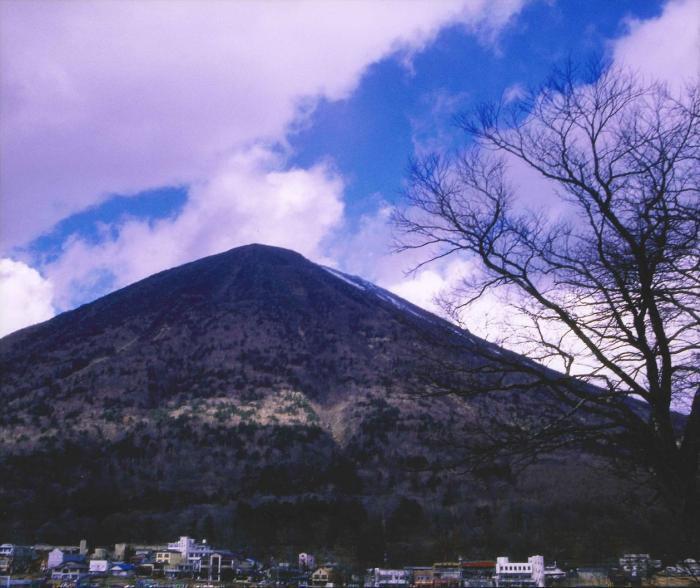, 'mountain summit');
0,244,668,559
